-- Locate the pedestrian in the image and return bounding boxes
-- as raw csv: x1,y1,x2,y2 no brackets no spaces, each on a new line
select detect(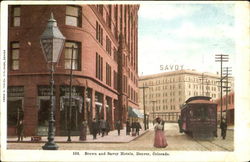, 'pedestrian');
126,120,131,135
99,117,106,137
98,119,101,135
91,118,98,139
135,121,142,136
154,117,168,148
105,121,110,135
220,117,227,140
177,116,183,133
115,120,122,136
131,121,136,136
17,119,24,142
79,120,87,141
